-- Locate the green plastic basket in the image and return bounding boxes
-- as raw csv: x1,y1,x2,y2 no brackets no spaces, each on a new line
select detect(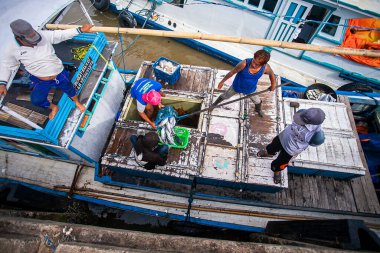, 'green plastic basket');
158,126,190,149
